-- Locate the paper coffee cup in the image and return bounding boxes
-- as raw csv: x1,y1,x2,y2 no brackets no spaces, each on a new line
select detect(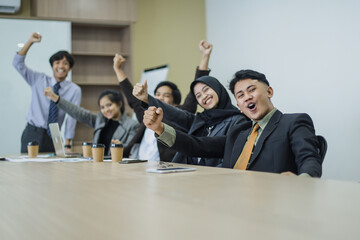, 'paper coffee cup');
82,142,92,158
27,141,39,158
110,143,123,163
92,143,105,162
